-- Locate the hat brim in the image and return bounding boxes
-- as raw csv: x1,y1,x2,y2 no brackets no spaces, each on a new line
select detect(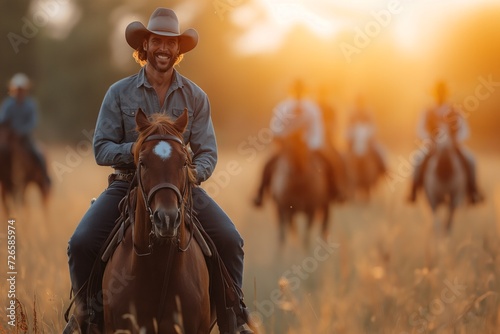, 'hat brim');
125,21,198,54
